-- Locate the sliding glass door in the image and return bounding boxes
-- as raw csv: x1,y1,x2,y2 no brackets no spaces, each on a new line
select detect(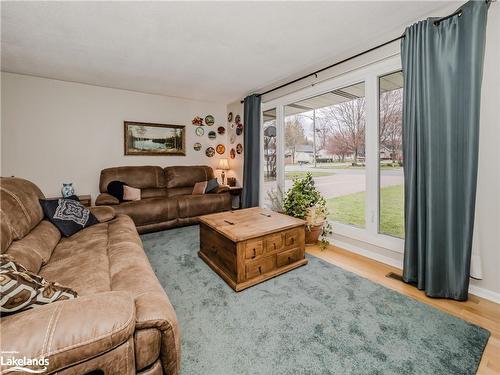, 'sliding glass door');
261,56,404,251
